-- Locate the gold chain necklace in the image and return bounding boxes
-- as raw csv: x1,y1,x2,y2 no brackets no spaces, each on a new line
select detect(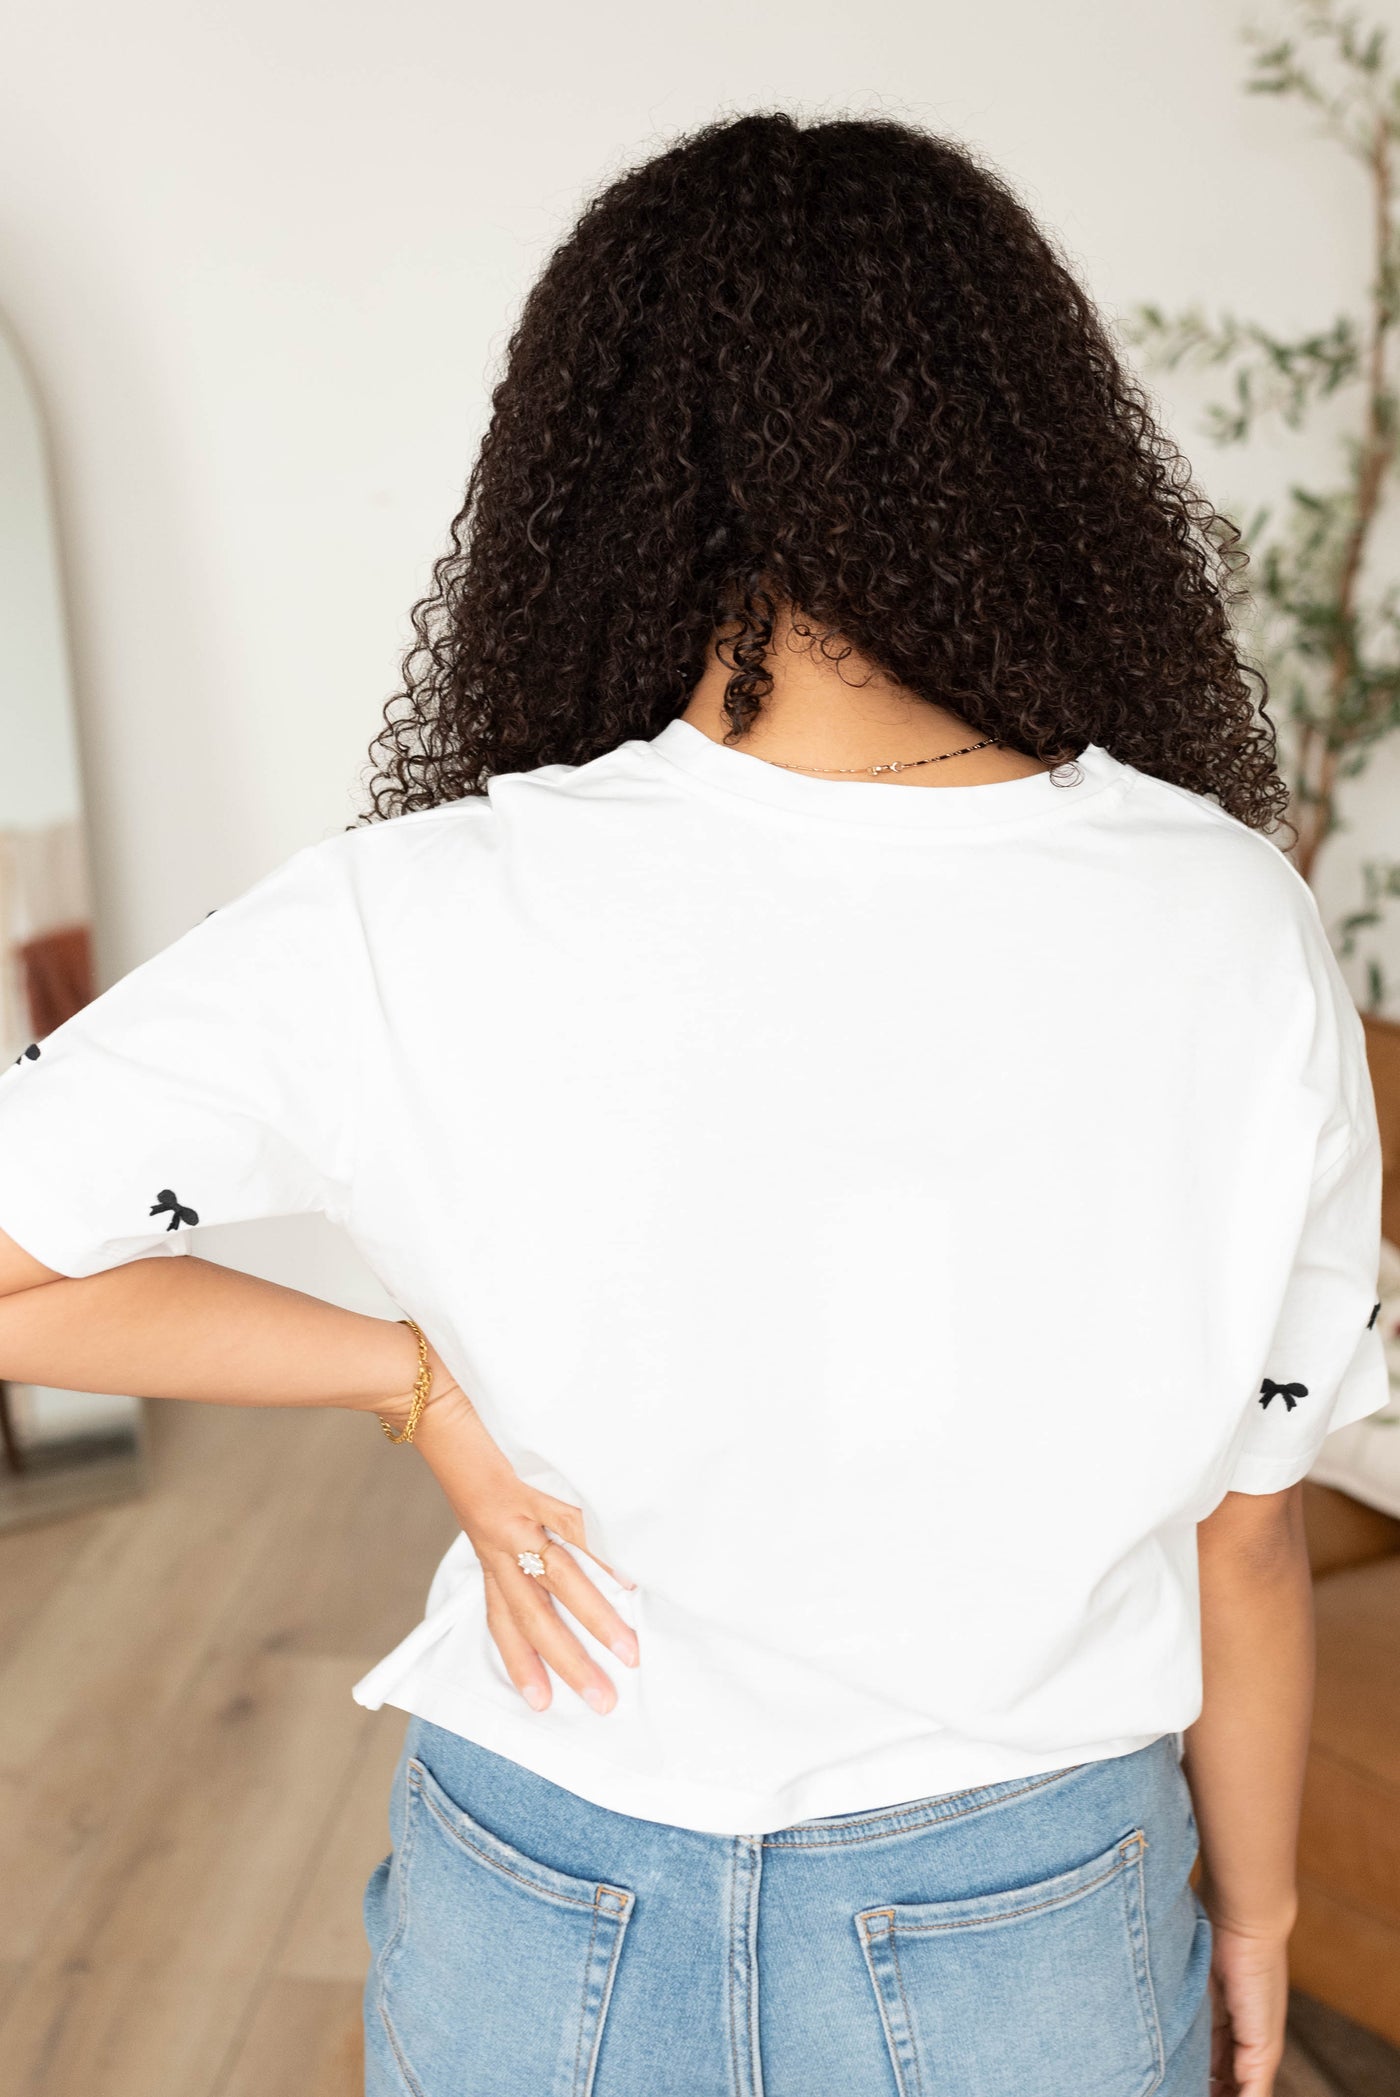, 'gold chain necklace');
761,733,1001,778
